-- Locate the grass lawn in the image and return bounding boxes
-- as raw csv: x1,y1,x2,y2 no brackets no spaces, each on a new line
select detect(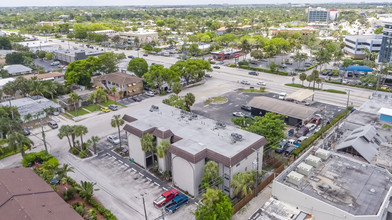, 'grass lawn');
241,88,266,93
204,96,228,104
84,104,101,112
67,108,89,117
285,83,346,95
100,100,126,107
